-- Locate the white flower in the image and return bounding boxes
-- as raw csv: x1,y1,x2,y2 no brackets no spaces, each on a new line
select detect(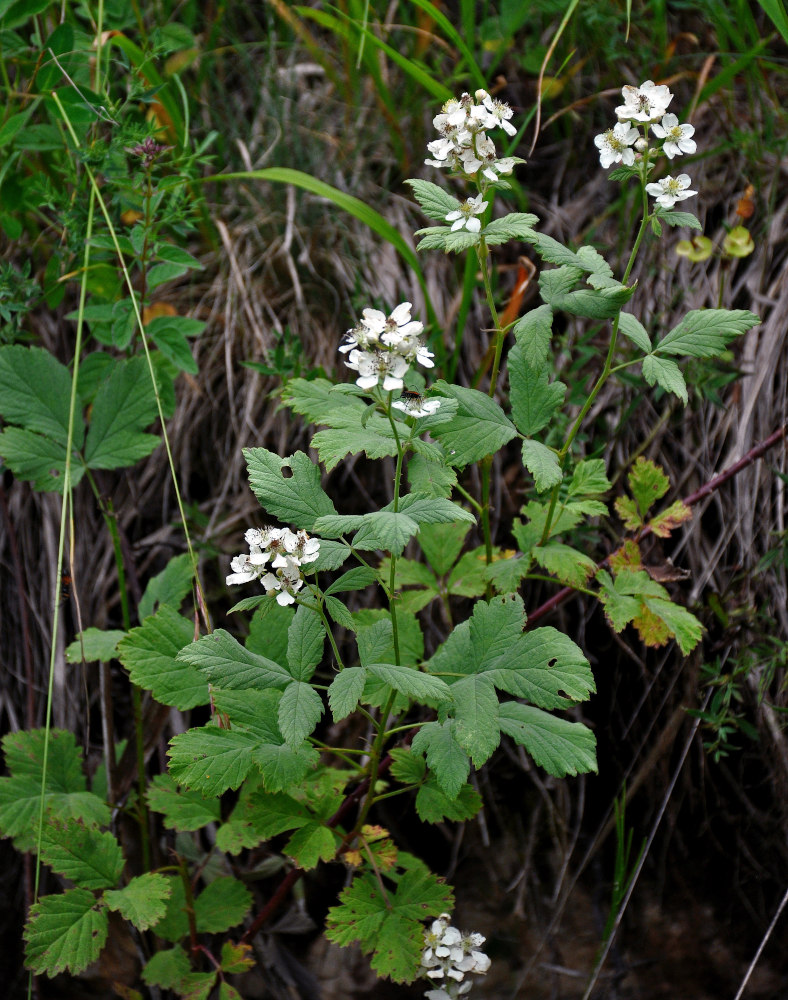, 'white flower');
226,553,259,586
228,527,319,599
472,90,517,135
594,121,639,168
445,194,488,232
650,113,696,158
344,348,410,390
261,556,304,606
393,393,441,418
645,173,697,208
615,79,673,121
